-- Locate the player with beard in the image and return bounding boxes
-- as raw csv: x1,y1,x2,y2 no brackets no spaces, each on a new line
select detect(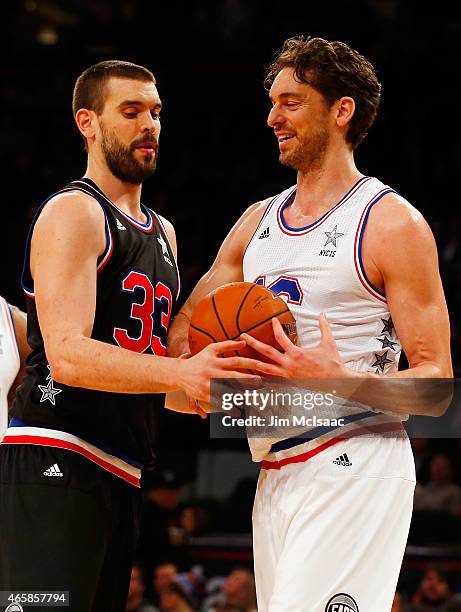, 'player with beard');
167,38,452,611
0,61,258,611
